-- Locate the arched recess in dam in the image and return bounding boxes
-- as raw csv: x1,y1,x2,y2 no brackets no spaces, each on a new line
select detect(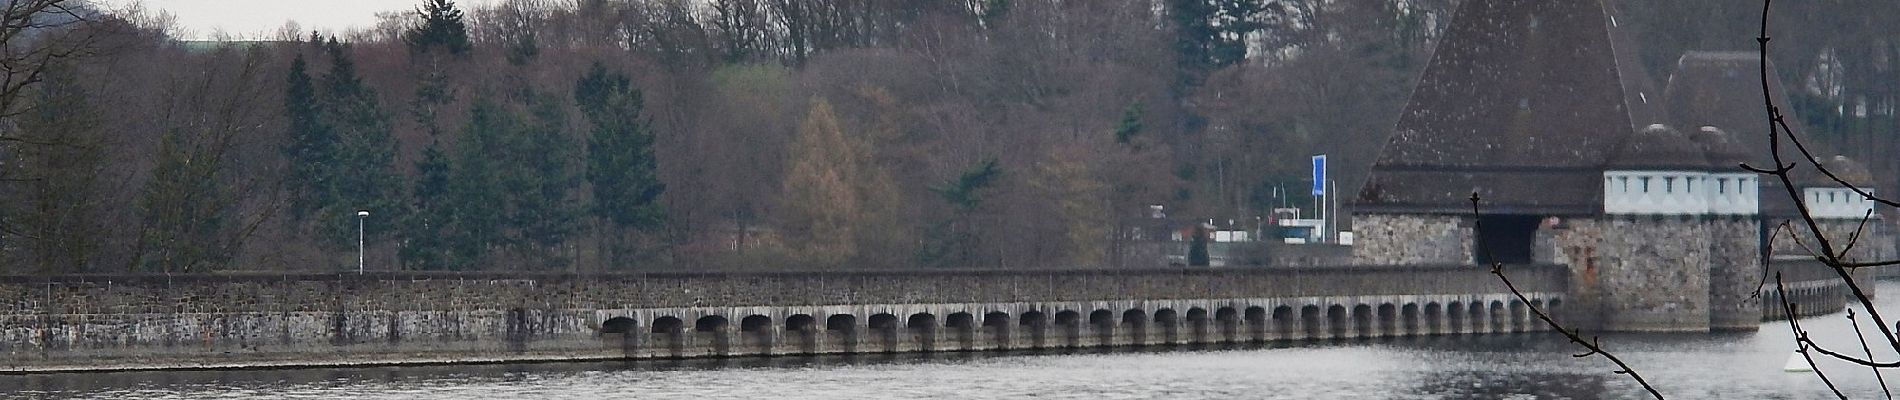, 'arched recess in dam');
595,293,1561,358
